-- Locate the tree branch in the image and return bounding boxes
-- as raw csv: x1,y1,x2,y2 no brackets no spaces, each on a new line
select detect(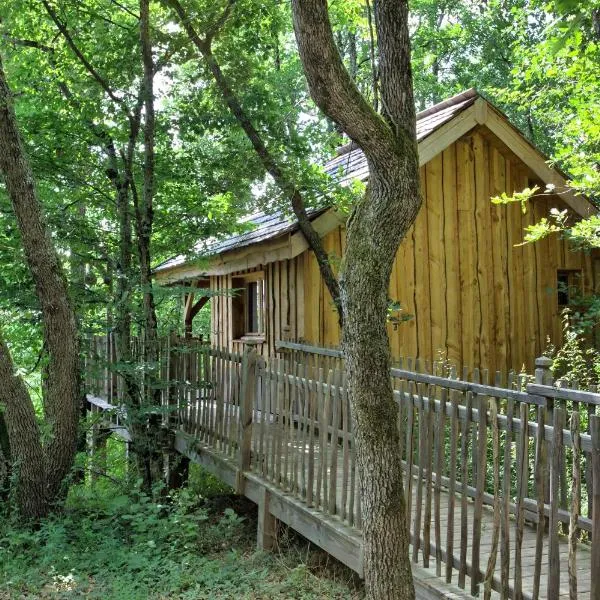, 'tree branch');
1,35,54,53
164,0,343,325
40,0,128,109
290,0,396,161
